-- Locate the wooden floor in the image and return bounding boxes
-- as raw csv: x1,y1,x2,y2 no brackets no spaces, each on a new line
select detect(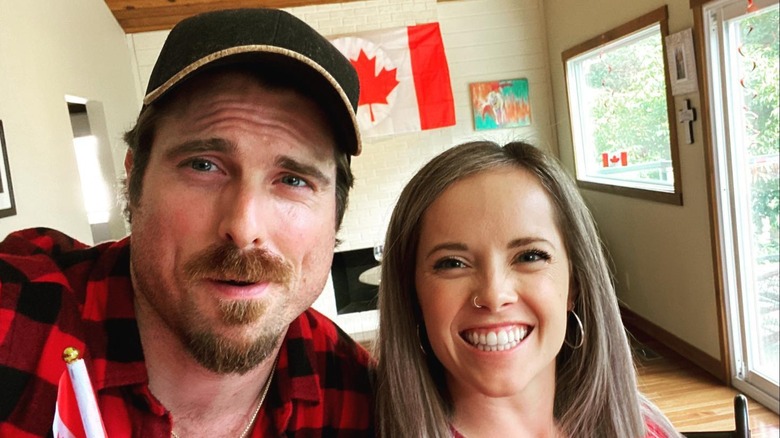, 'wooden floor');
631,331,779,437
